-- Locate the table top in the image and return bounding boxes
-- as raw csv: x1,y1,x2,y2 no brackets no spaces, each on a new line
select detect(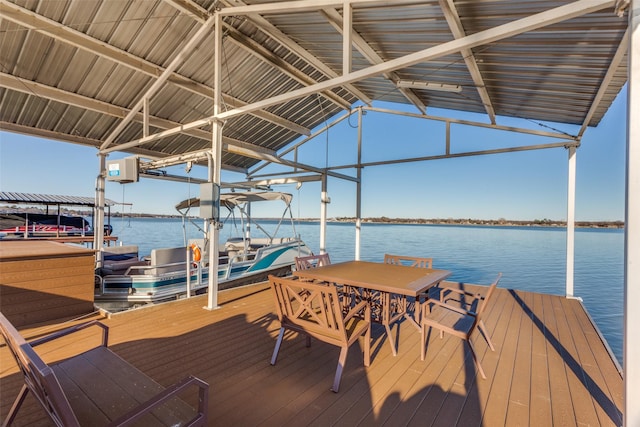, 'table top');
293,260,452,296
